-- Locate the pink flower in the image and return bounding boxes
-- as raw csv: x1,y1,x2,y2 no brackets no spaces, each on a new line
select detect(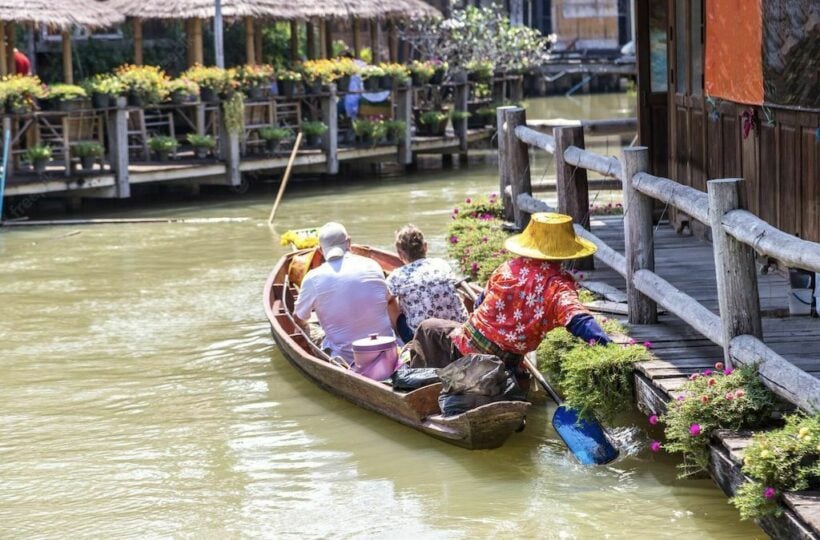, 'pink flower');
689,424,702,436
628,338,636,345
724,368,734,376
470,262,479,274
649,415,659,425
676,395,685,401
600,317,608,323
703,369,713,376
577,273,585,280
764,487,776,500
643,341,653,349
489,192,497,198
465,197,472,203
708,378,716,386
689,373,700,381
651,441,662,452
714,362,724,371
735,389,745,399
725,392,735,401
453,208,459,214
588,339,597,346
701,395,709,404
449,235,458,244
482,236,488,242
